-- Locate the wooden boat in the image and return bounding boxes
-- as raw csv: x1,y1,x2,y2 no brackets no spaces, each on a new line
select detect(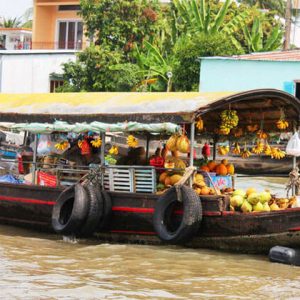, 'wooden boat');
0,89,300,254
